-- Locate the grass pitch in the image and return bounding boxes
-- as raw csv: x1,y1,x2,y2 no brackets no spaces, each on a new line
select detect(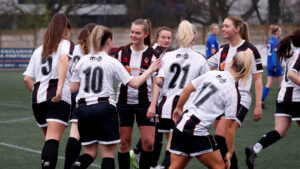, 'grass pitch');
0,70,299,169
